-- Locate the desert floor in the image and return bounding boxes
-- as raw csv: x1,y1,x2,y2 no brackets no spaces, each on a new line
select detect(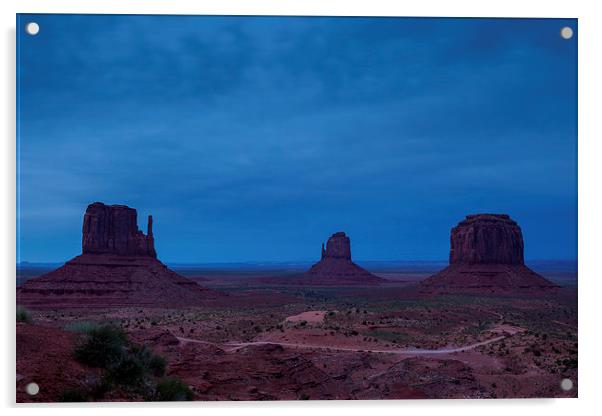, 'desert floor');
16,267,578,402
